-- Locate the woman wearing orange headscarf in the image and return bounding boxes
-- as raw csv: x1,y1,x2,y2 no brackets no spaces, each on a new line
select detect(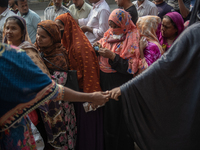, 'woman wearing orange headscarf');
55,13,103,150
94,9,141,150
35,20,76,150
